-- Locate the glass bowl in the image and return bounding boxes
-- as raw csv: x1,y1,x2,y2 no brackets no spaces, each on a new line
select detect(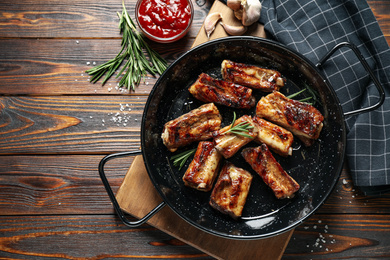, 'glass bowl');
135,0,194,43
